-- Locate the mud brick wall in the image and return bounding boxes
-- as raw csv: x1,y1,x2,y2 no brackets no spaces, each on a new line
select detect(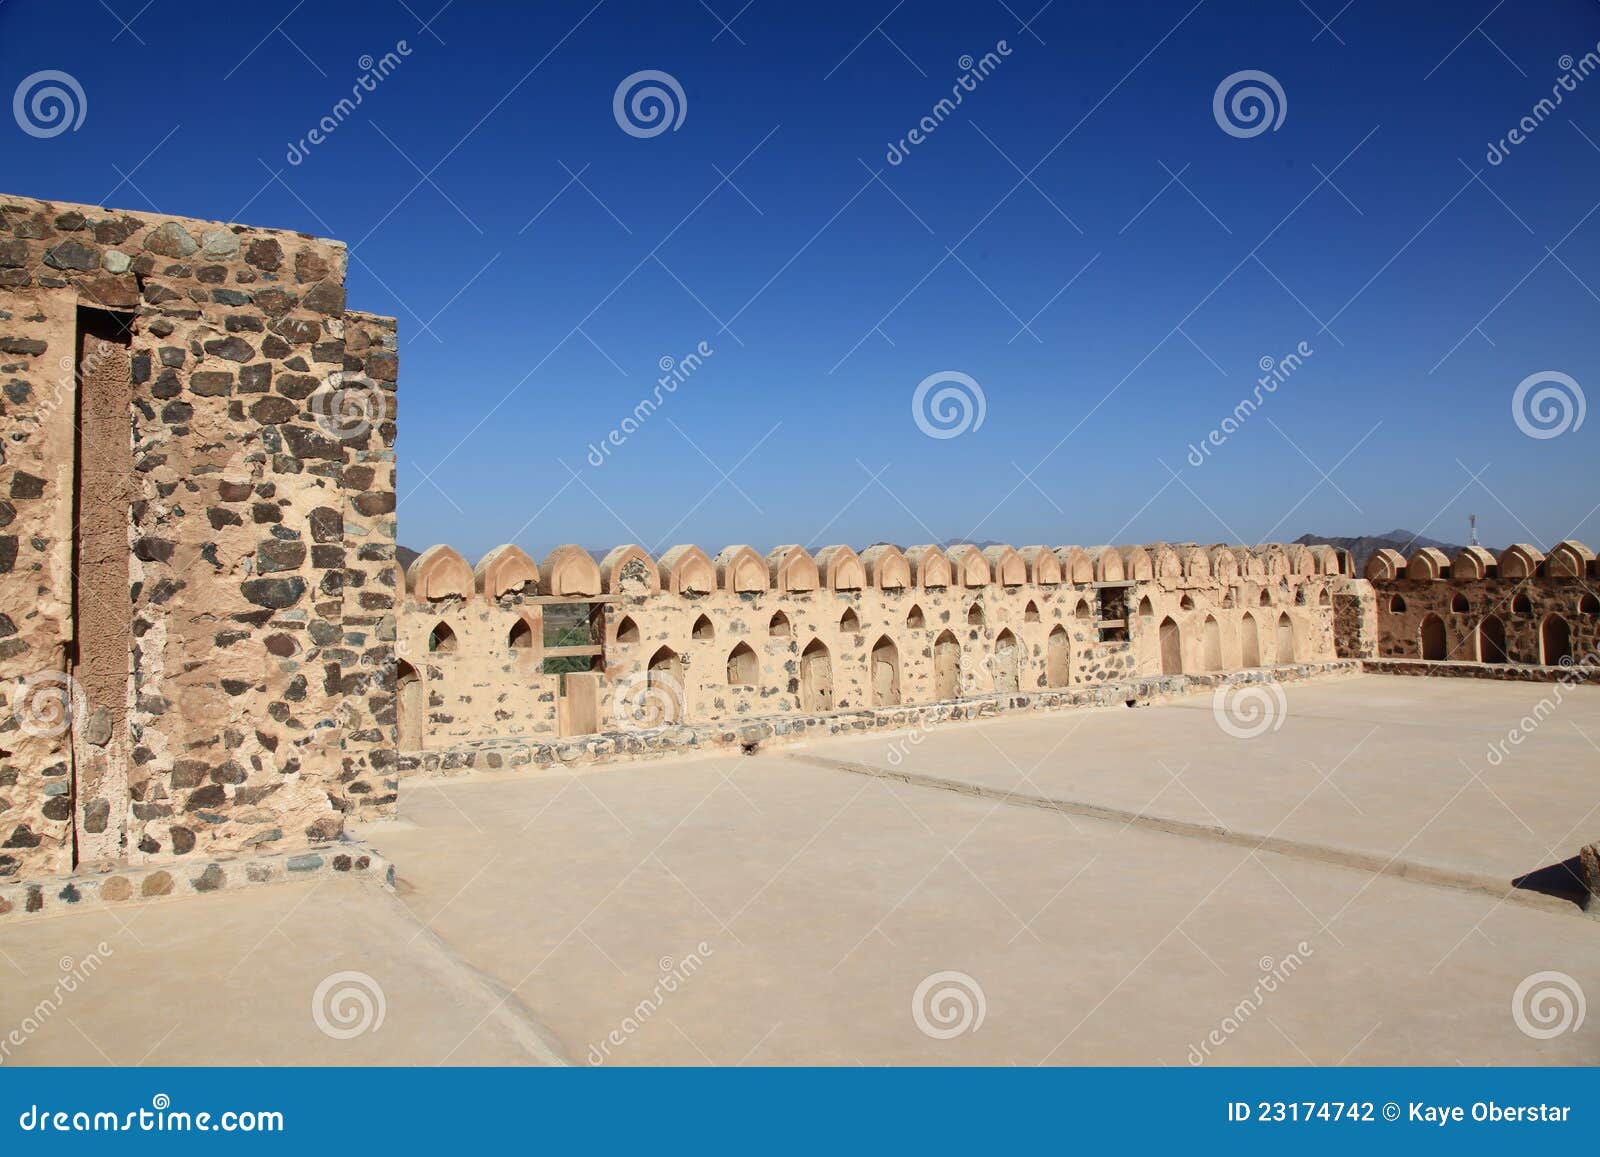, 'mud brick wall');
0,195,398,883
